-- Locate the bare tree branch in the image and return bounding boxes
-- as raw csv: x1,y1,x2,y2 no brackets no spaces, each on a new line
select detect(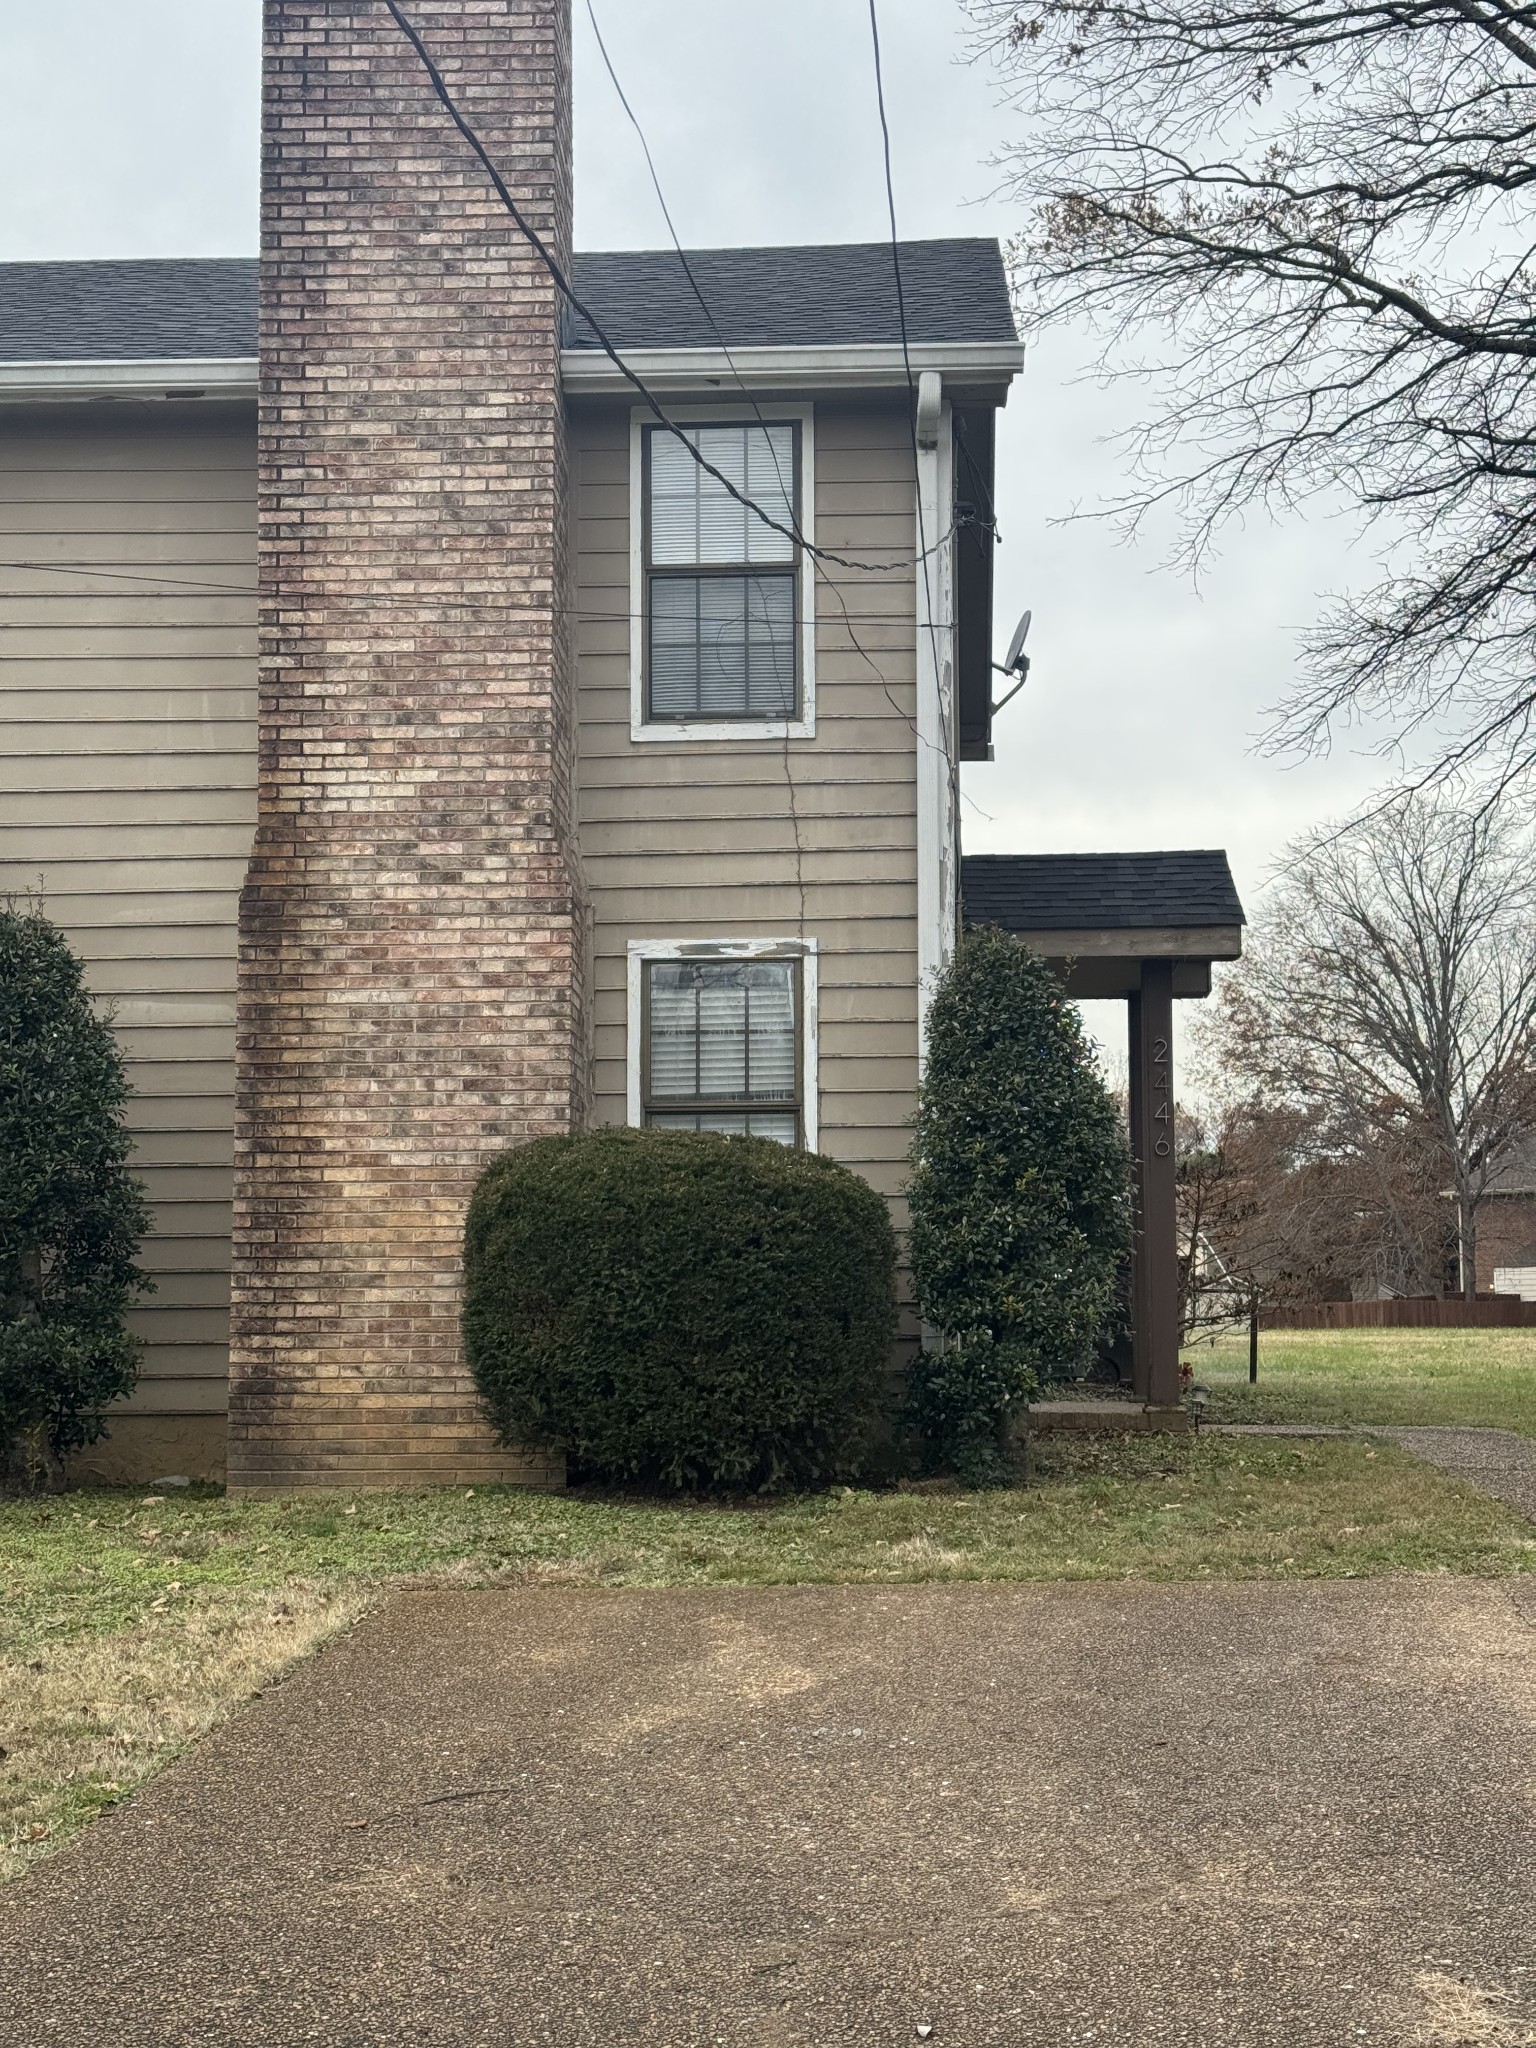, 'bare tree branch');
971,0,1536,774
1199,787,1536,1297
